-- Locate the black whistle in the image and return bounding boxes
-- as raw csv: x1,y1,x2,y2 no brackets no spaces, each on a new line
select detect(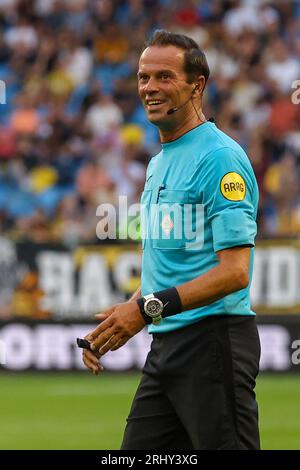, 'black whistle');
76,338,92,350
